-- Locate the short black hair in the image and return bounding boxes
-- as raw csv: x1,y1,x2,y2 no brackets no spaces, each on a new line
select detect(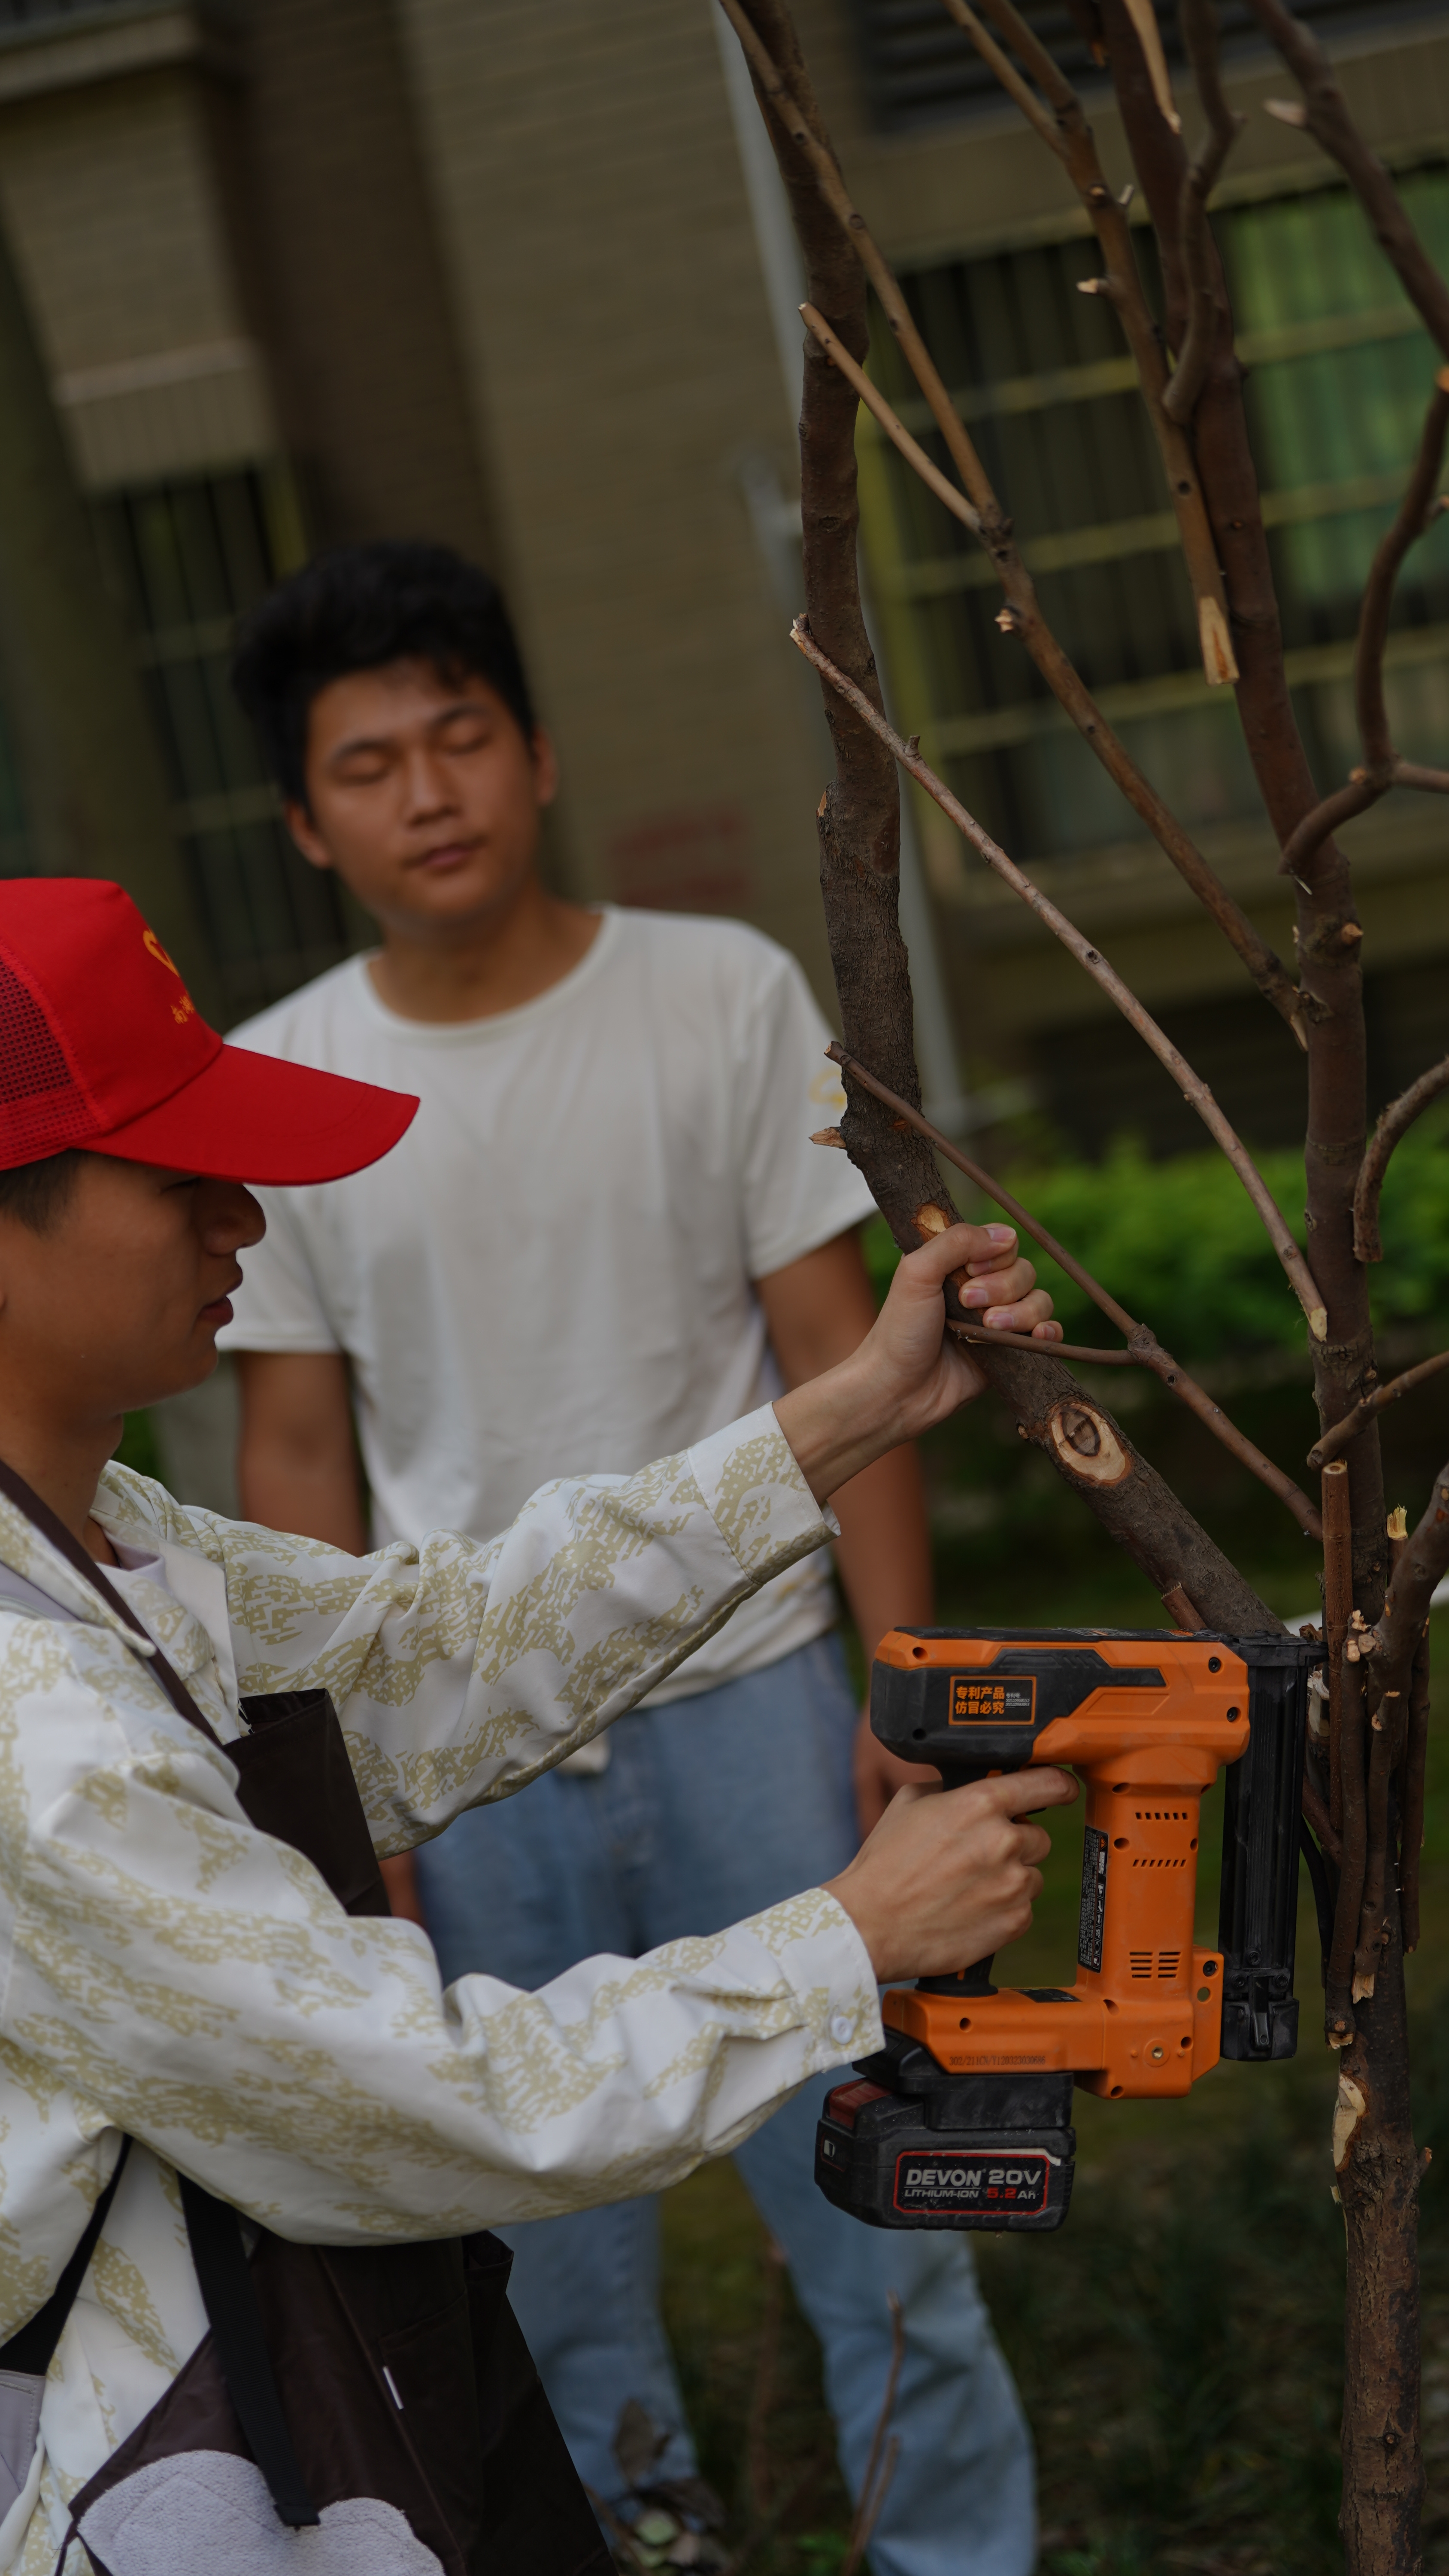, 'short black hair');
0,1148,84,1233
230,541,537,809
